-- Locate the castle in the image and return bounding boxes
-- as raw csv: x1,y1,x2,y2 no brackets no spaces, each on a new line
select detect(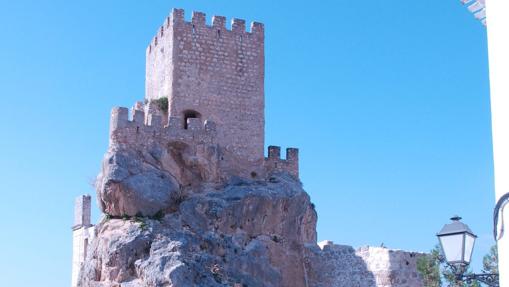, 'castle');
72,9,424,287
73,9,297,286
110,8,298,180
